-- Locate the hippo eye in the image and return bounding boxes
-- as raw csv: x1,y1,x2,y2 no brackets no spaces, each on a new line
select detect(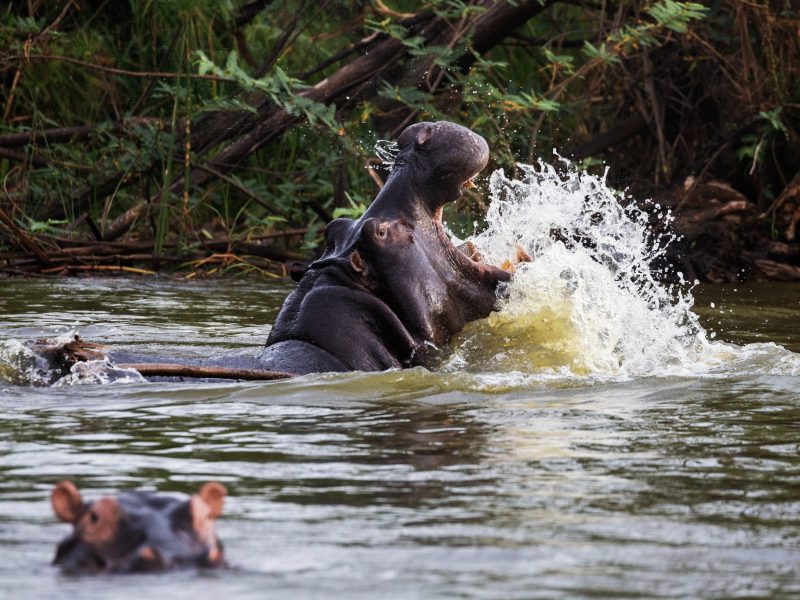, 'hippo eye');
89,511,99,524
378,226,386,238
